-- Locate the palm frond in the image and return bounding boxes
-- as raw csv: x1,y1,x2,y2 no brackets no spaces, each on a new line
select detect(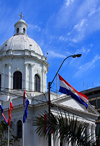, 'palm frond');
33,111,99,146
33,111,58,137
